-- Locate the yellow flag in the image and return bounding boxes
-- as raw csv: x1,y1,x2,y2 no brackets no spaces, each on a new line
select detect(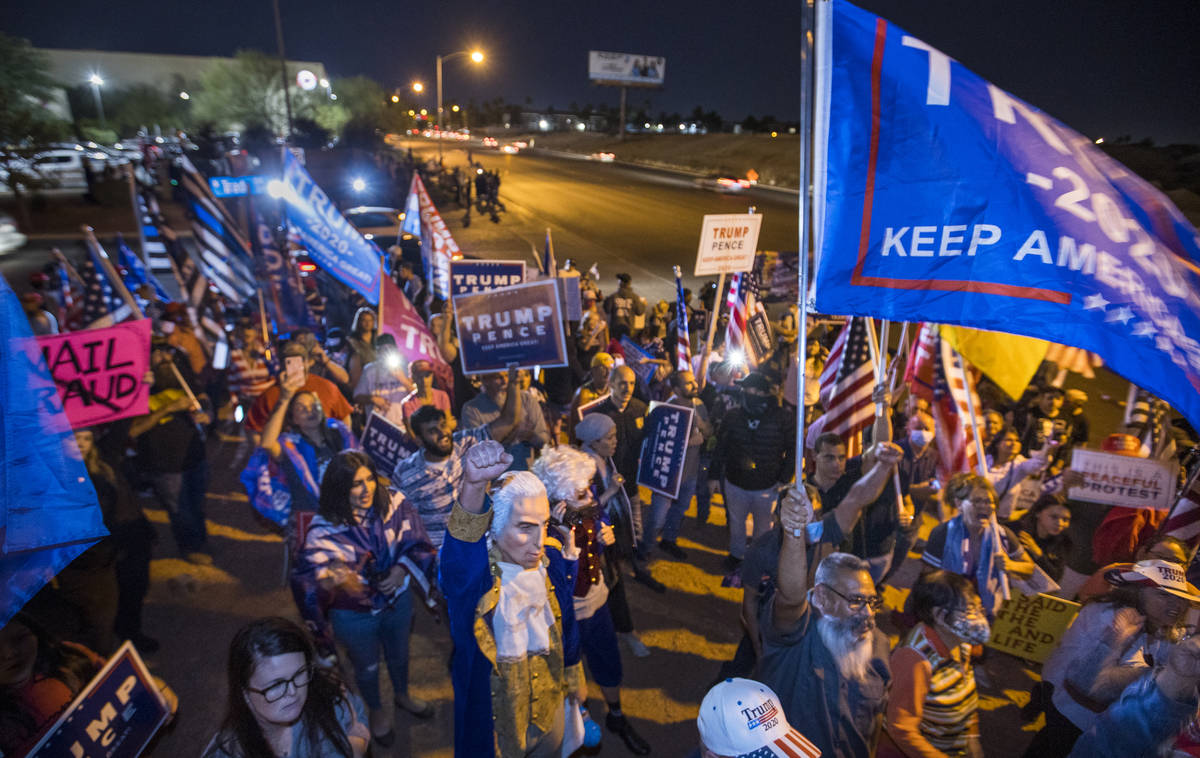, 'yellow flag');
940,325,1048,401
